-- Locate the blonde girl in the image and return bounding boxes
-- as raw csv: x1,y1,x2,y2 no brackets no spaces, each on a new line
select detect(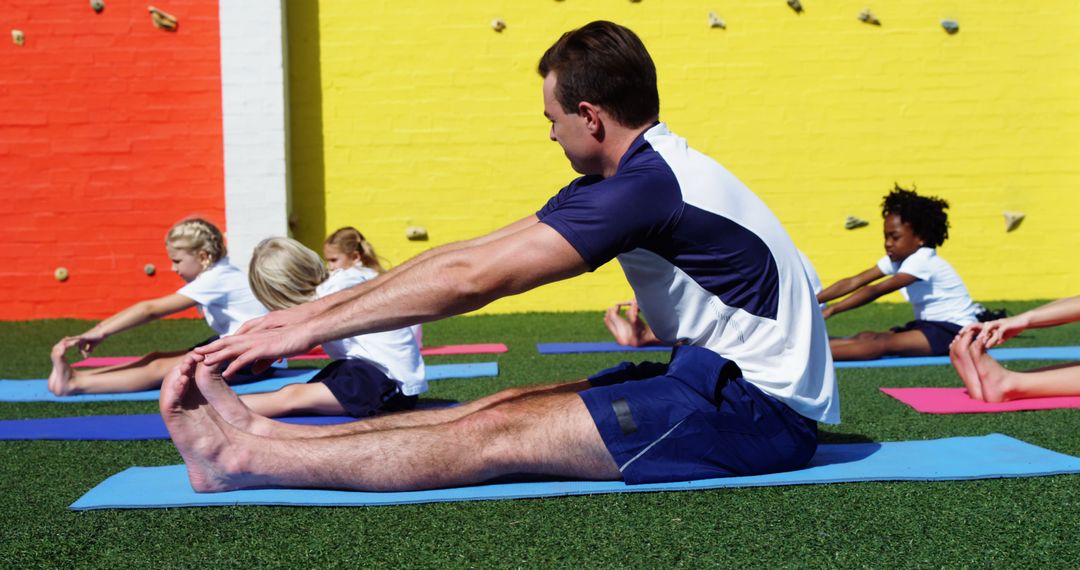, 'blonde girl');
323,226,386,272
323,226,423,345
243,237,426,417
47,218,269,395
